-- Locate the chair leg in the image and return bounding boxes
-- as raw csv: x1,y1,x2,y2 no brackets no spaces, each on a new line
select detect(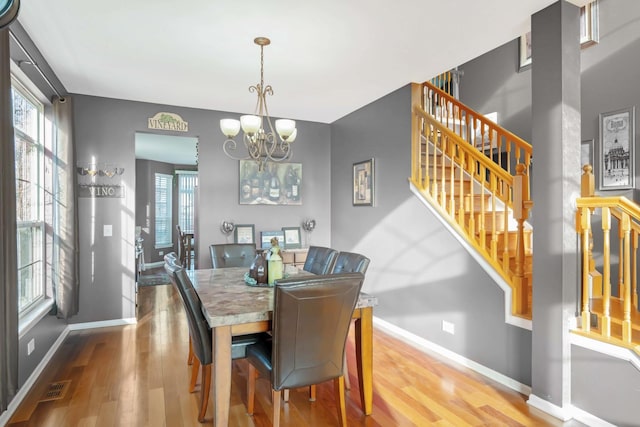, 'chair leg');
343,351,350,390
198,364,211,422
272,389,282,427
190,358,201,393
333,376,347,427
247,363,257,415
283,389,290,402
187,336,194,365
309,384,317,401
